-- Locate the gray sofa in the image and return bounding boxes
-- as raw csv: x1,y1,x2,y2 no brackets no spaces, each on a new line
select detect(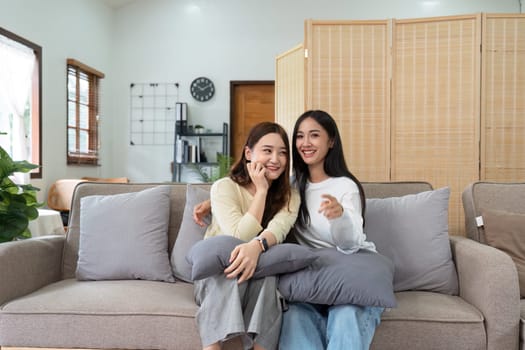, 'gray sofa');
0,181,519,350
462,182,525,350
